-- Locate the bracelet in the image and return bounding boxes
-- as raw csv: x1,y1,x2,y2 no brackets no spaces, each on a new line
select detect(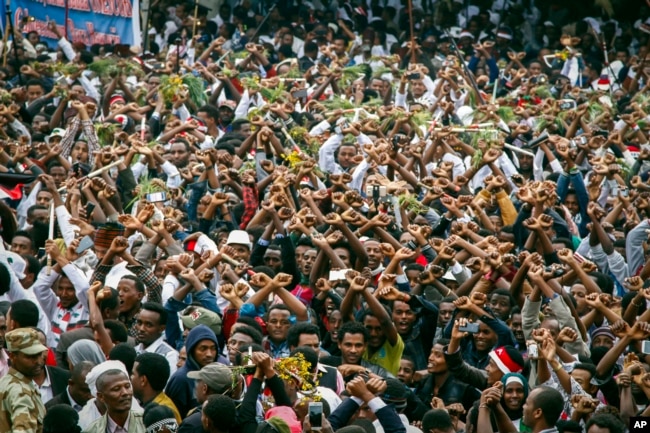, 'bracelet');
552,362,562,372
479,404,489,409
